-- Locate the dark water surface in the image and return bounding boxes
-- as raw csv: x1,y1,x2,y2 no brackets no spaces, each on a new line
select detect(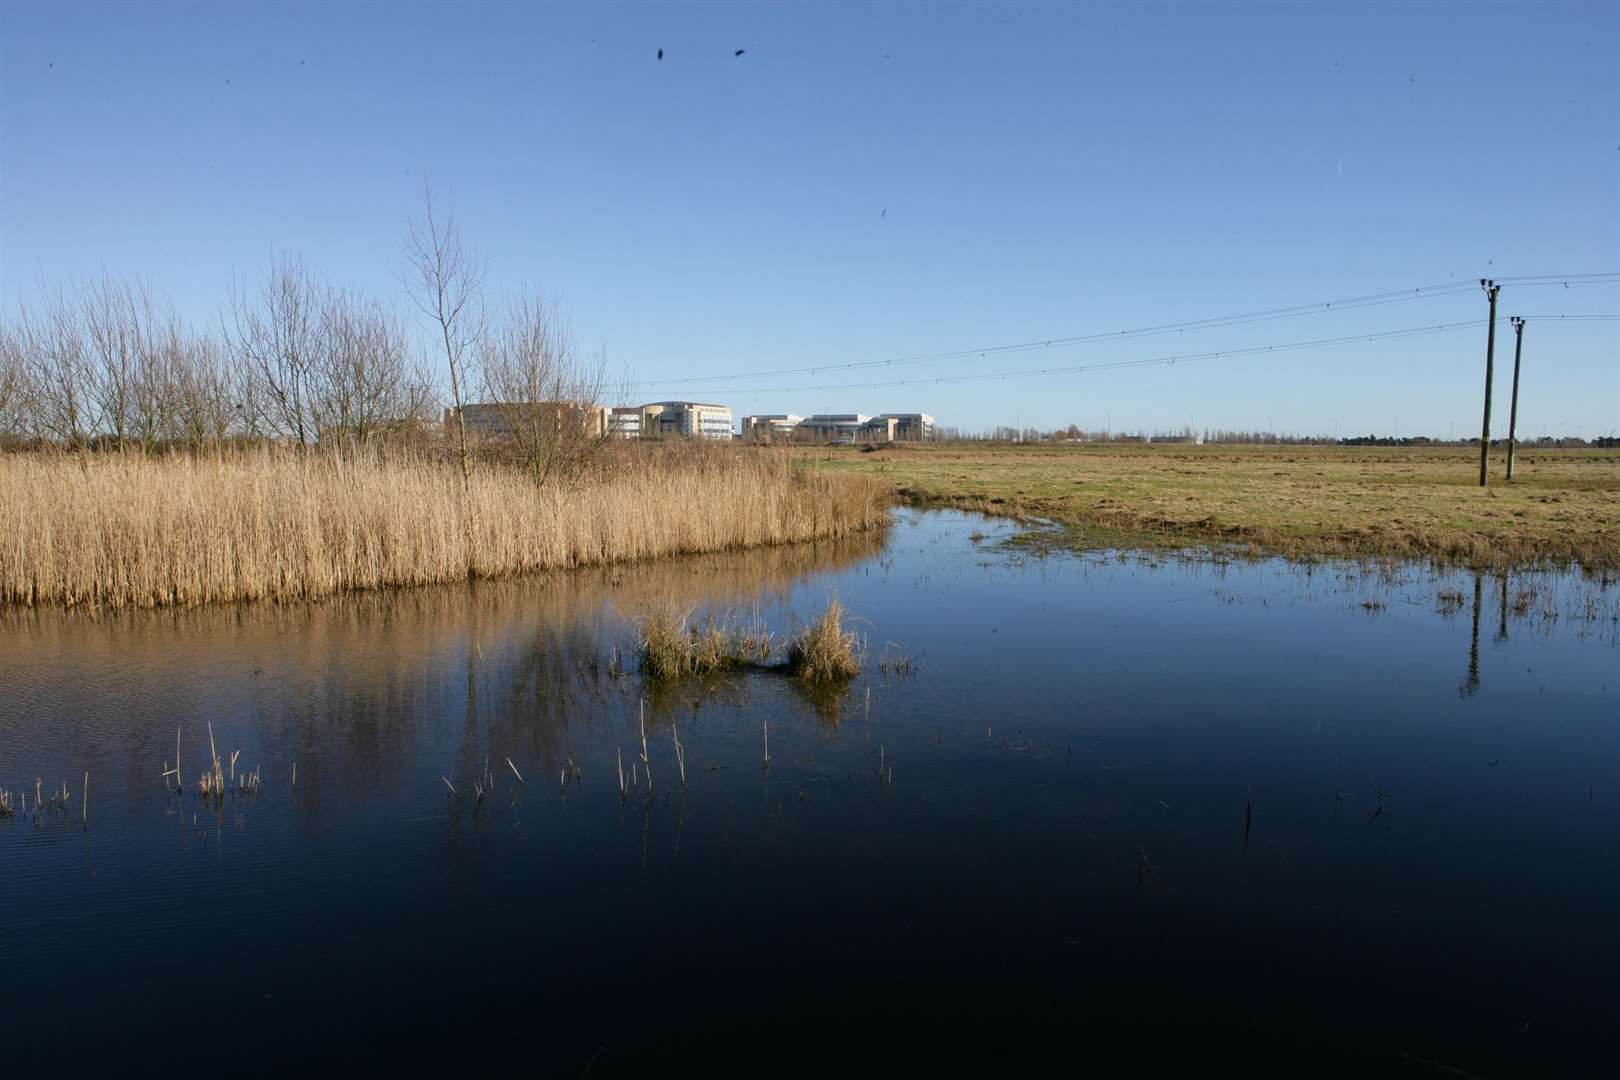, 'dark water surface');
3,510,1617,1076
